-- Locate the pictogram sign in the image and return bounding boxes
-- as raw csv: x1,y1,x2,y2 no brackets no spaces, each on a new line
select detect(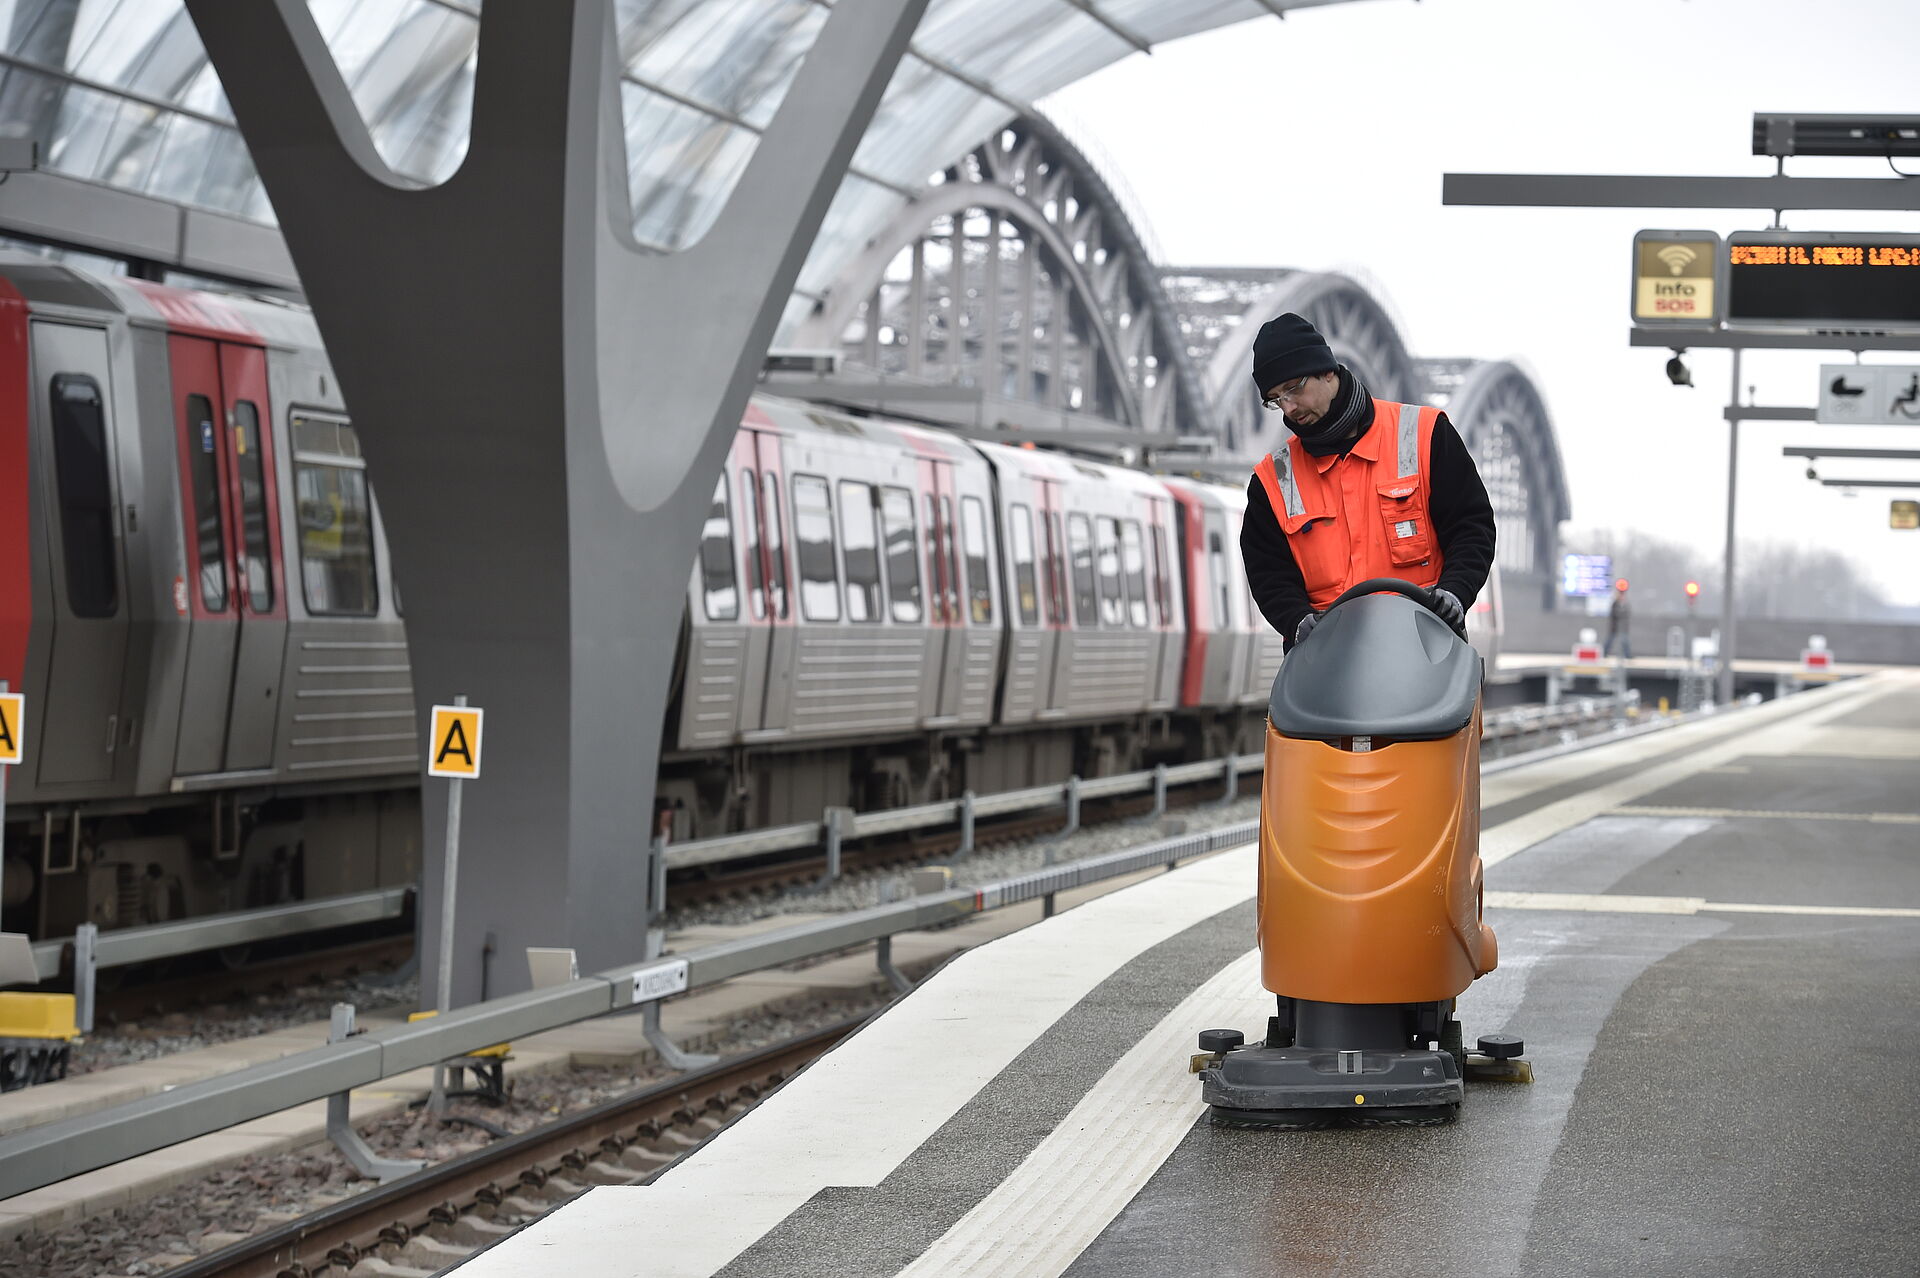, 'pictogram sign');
427,704,483,779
